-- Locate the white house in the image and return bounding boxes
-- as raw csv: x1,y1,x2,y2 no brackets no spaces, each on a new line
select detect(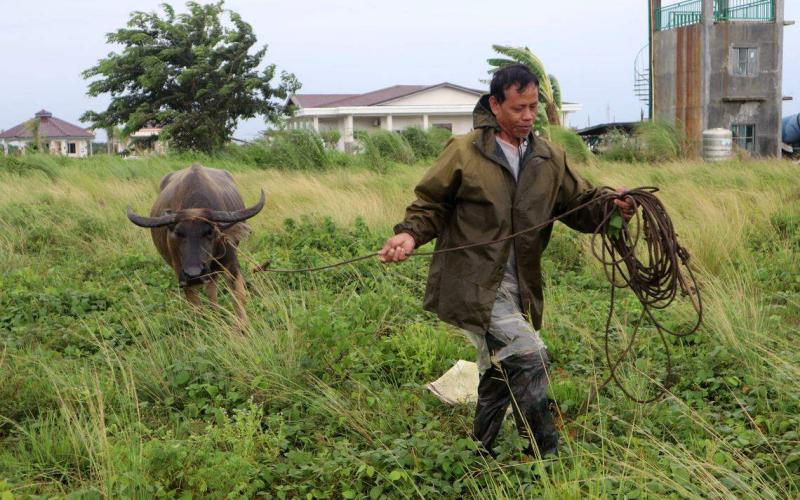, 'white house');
0,110,95,157
287,82,582,151
125,126,168,155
